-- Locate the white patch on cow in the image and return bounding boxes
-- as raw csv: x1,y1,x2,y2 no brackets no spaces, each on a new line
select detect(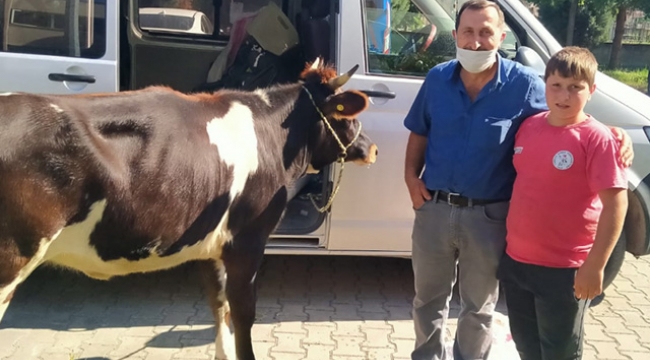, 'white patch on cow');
44,200,235,280
214,261,236,360
49,104,64,113
206,102,259,202
254,89,271,107
0,92,14,96
0,230,62,310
